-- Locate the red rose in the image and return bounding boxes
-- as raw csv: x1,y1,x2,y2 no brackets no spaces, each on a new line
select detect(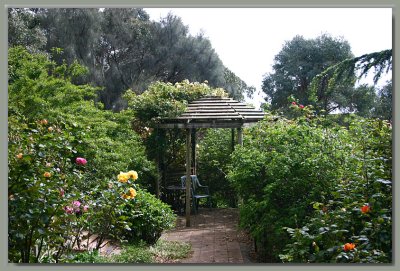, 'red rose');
361,205,370,213
343,243,356,251
76,157,87,166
